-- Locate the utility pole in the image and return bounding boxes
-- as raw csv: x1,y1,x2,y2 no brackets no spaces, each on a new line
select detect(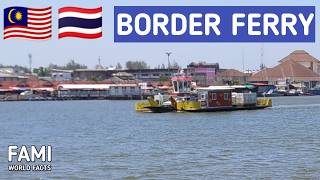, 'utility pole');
241,48,245,72
165,52,172,70
260,44,264,70
28,53,32,74
98,56,102,69
260,44,268,81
